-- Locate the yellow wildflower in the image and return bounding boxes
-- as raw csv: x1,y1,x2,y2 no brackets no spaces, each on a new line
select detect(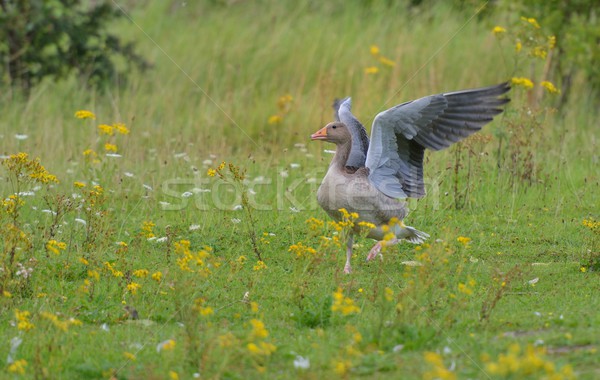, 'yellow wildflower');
492,26,506,36
7,359,27,374
288,242,317,258
15,310,34,331
521,16,541,29
548,35,556,49
141,221,155,238
169,371,179,380
207,168,217,177
457,236,471,245
123,352,136,361
333,359,351,375
277,94,293,111
218,161,226,170
306,217,325,231
127,282,142,295
83,149,97,158
74,181,86,188
364,66,379,75
97,124,114,135
152,271,163,282
515,41,522,52
378,56,396,67
199,306,214,317
3,290,12,298
253,260,267,271
511,77,534,90
160,339,176,351
423,351,456,380
247,341,277,356
540,81,559,94
268,115,282,125
46,239,67,255
249,319,269,339
104,143,118,153
357,221,376,230
133,269,149,278
74,110,96,120
332,288,360,315
532,46,547,59
384,287,394,302
88,269,100,281
113,122,130,135
458,283,473,295
369,45,380,56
